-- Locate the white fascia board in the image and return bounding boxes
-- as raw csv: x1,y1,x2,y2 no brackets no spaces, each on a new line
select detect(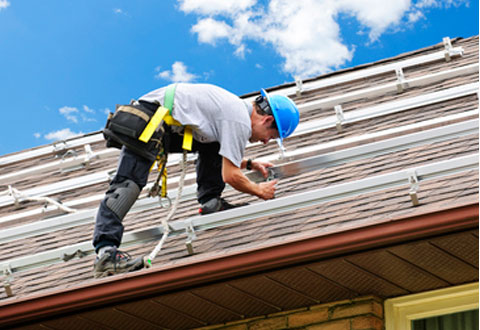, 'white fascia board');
0,118,477,245
1,153,477,274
